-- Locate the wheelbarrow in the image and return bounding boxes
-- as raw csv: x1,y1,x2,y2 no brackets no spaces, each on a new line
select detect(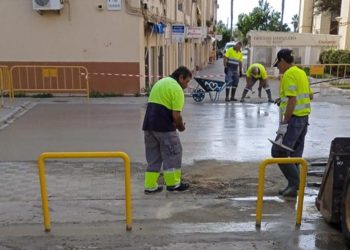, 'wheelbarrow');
192,77,226,102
